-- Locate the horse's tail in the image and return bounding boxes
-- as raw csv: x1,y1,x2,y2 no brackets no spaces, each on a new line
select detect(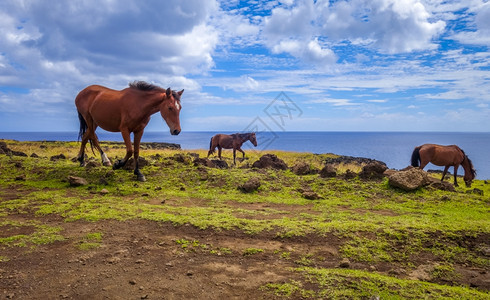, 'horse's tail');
77,111,94,154
208,137,215,154
78,111,87,141
411,146,421,167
